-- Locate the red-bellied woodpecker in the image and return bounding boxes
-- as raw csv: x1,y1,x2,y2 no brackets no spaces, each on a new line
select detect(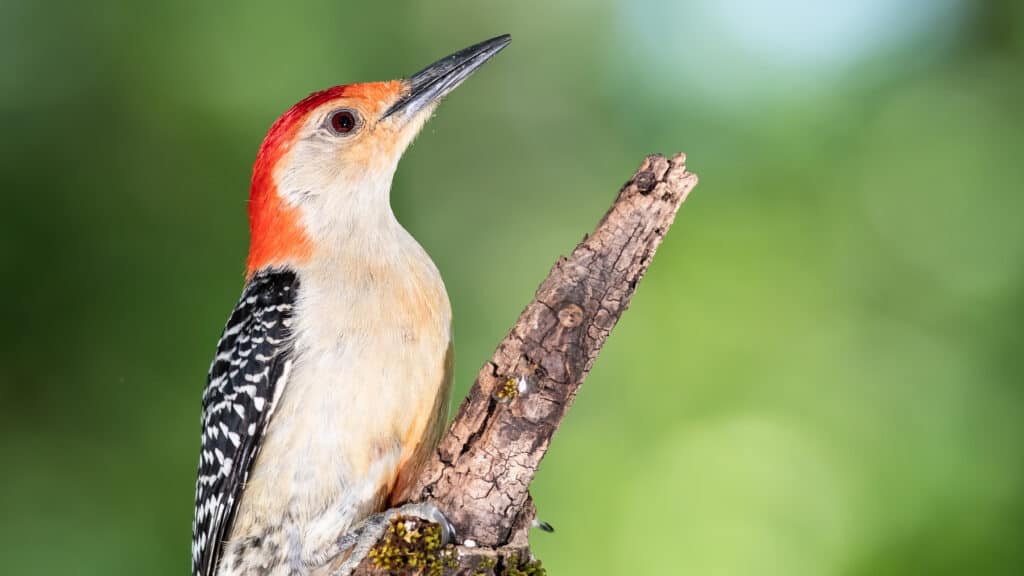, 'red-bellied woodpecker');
191,35,511,576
